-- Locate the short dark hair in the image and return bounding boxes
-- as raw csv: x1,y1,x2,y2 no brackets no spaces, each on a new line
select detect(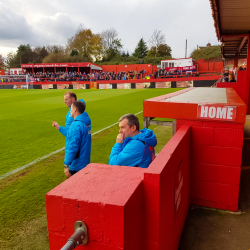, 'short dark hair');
119,114,139,131
72,101,85,114
65,91,77,101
